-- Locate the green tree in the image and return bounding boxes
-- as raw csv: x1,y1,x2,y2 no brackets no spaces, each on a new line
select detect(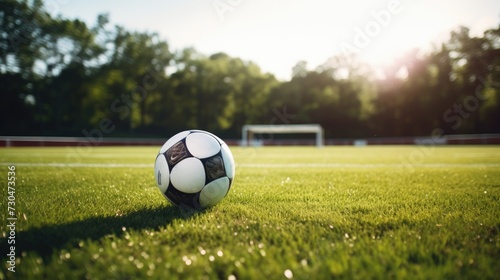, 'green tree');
447,25,500,133
98,26,171,133
2,0,498,139
165,49,276,136
1,0,47,134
